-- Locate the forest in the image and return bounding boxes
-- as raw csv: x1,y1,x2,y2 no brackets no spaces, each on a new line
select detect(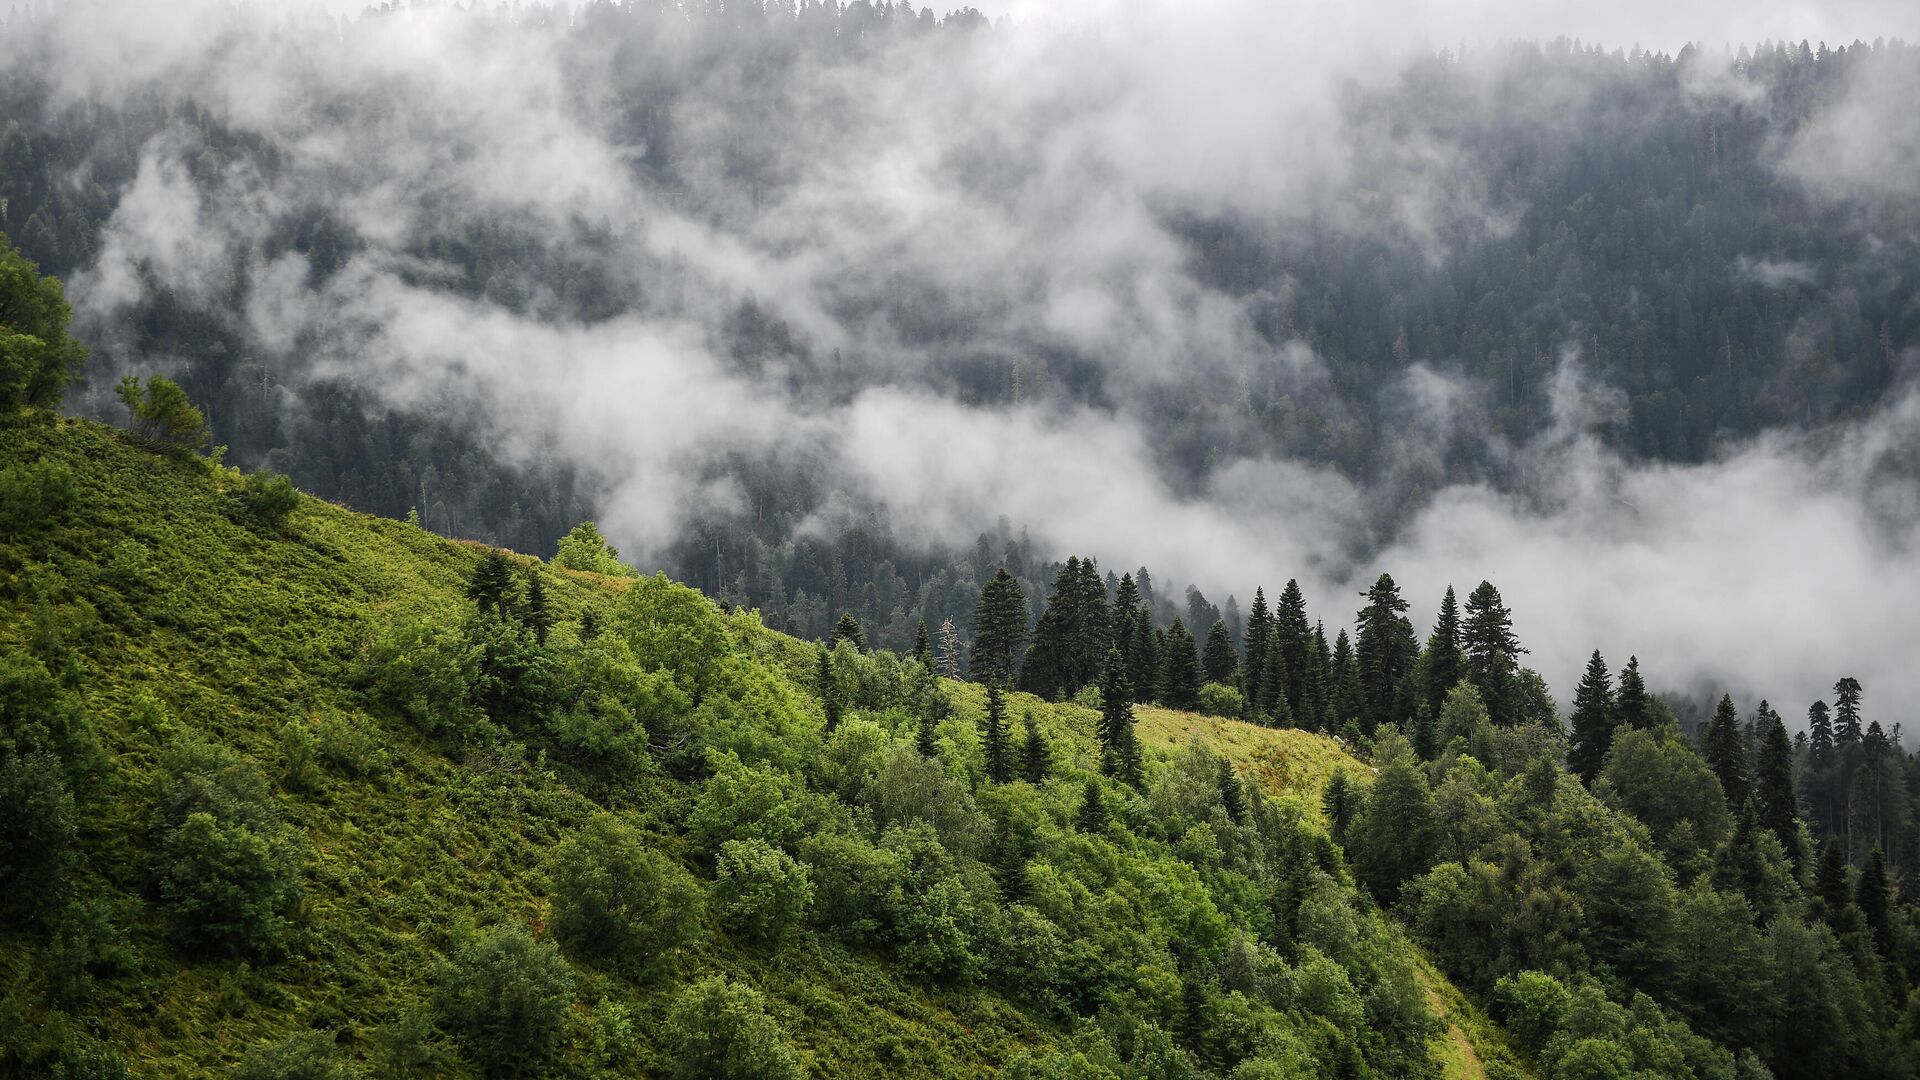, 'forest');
5,223,1920,1076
